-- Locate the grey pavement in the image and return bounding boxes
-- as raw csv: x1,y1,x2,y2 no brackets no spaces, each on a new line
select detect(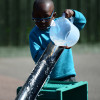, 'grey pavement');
0,53,100,100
